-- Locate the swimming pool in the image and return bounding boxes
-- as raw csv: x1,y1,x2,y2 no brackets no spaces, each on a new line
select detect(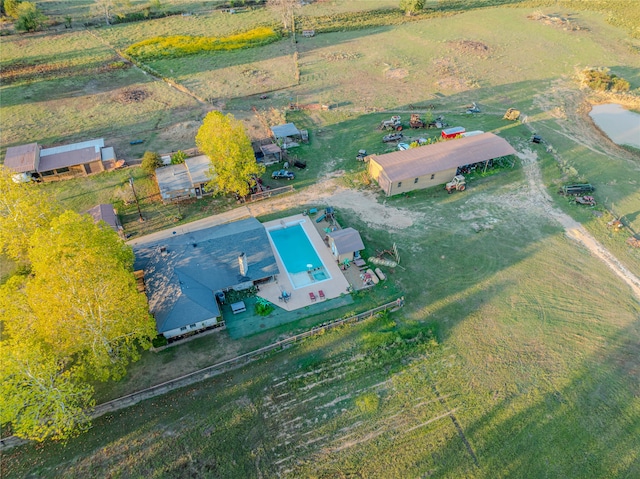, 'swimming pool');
268,222,330,289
